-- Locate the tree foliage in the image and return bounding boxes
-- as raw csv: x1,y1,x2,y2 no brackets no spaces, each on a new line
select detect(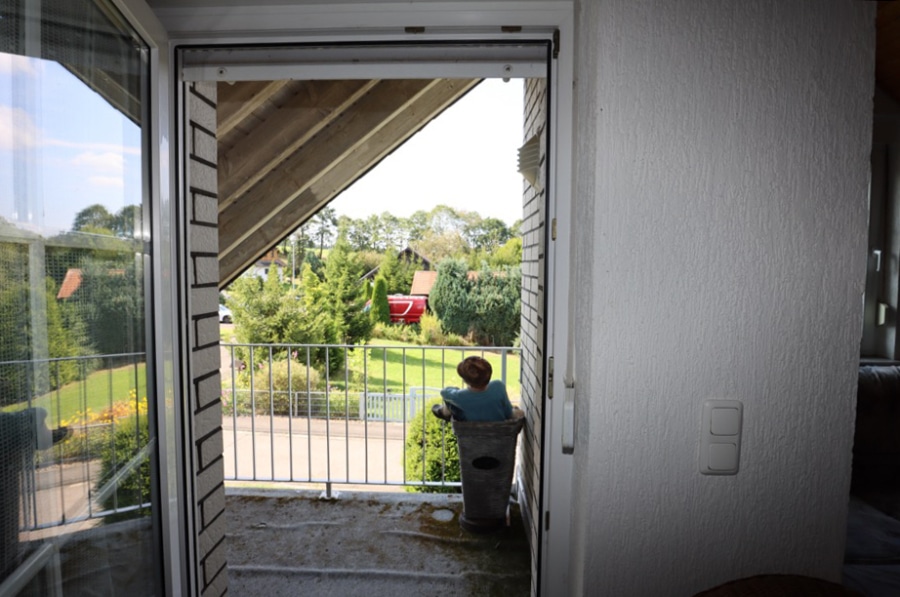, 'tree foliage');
429,259,473,338
429,258,521,346
77,261,145,356
323,234,373,347
470,263,521,346
370,277,391,325
229,265,336,370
